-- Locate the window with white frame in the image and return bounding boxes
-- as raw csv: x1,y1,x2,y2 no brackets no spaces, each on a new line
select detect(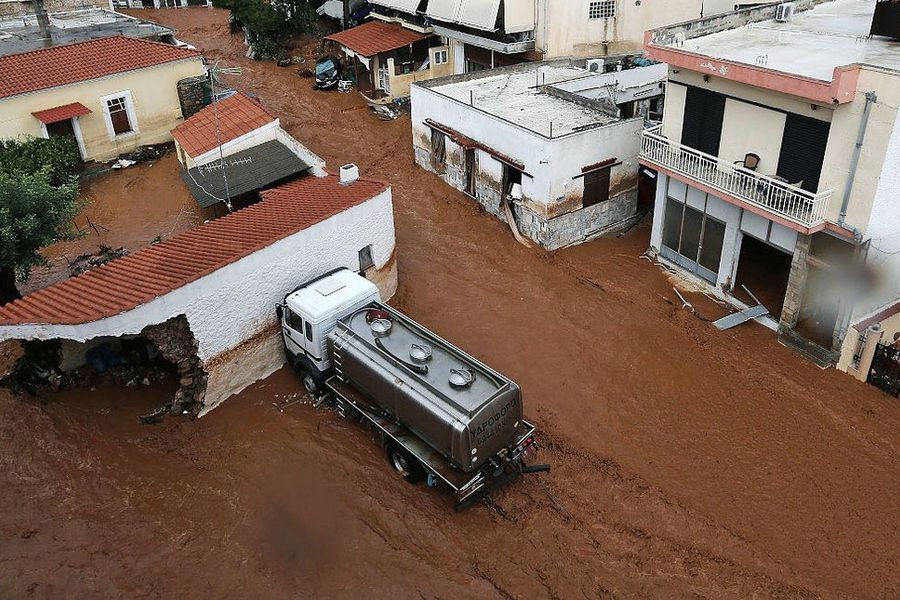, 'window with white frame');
588,0,616,19
104,94,134,136
433,49,449,65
